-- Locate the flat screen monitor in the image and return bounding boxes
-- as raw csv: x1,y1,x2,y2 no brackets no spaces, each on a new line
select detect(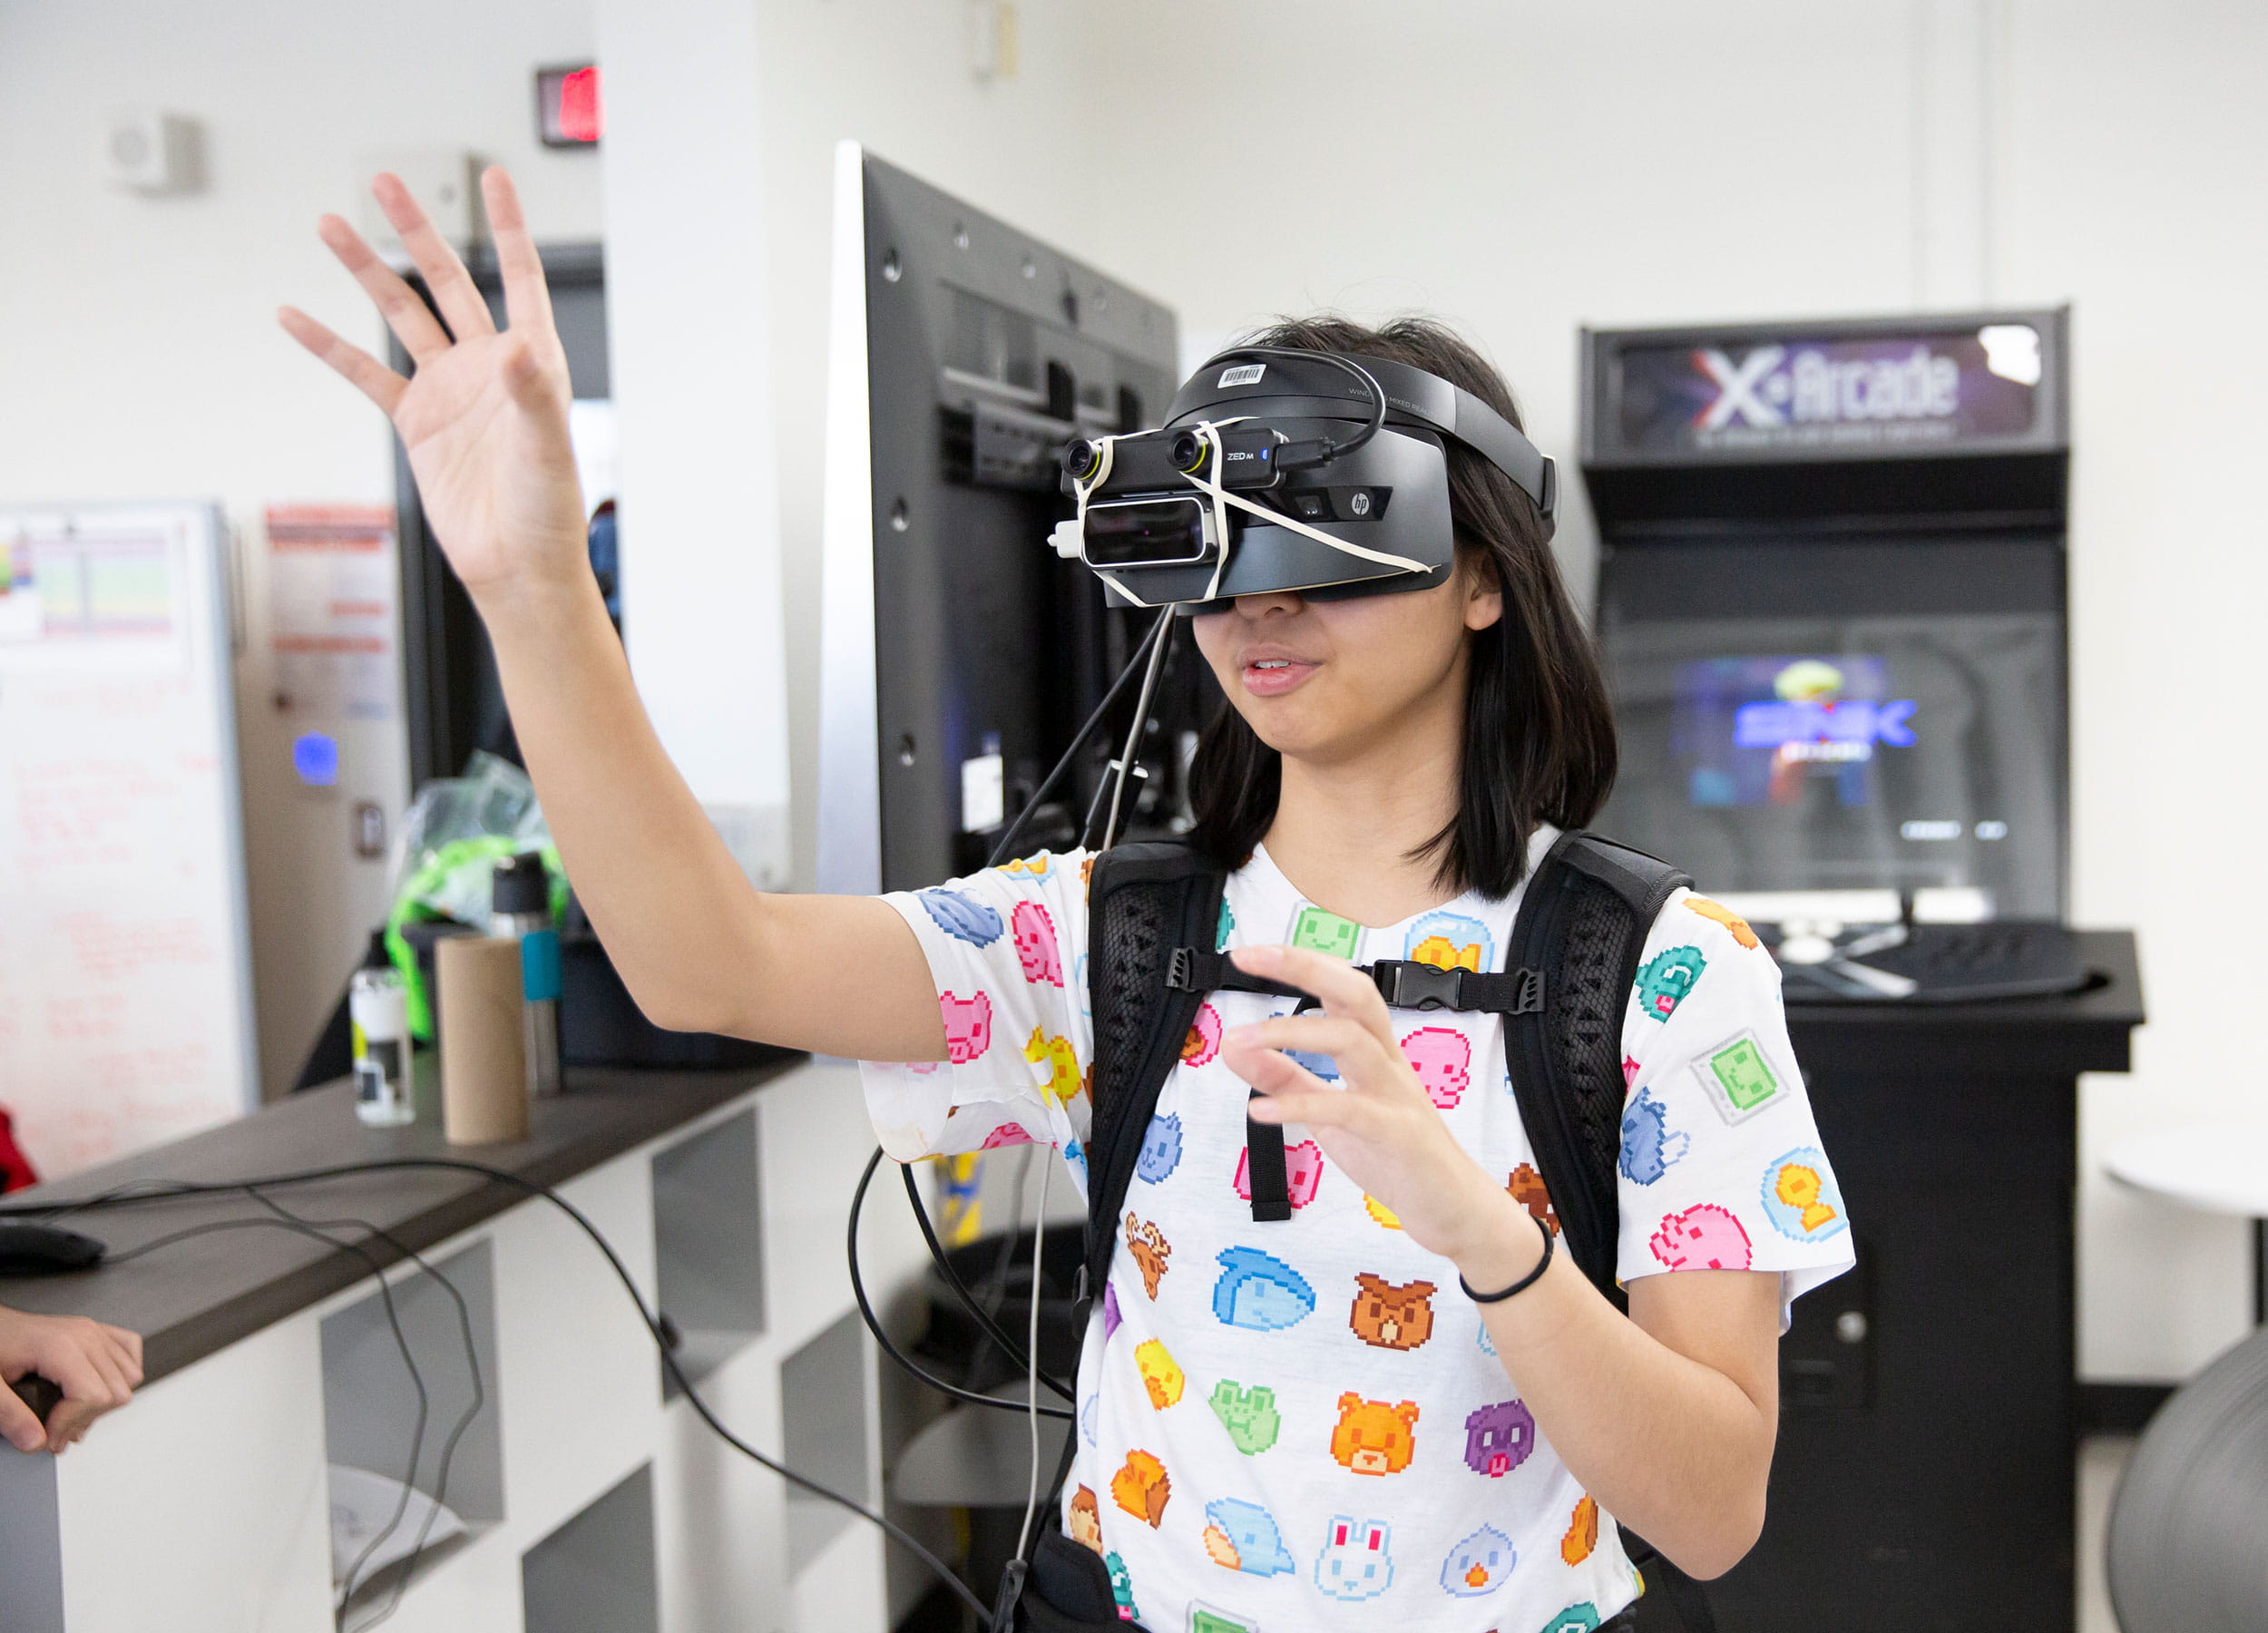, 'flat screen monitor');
1595,535,2066,923
817,146,1194,894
